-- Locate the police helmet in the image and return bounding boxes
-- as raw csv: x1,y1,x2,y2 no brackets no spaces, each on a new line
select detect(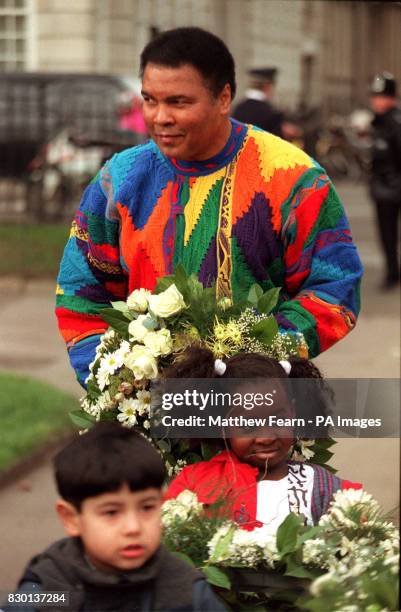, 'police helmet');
370,72,397,97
